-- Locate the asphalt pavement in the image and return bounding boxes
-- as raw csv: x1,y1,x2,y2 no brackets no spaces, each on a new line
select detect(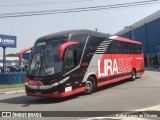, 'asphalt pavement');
0,87,24,94
0,67,160,120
